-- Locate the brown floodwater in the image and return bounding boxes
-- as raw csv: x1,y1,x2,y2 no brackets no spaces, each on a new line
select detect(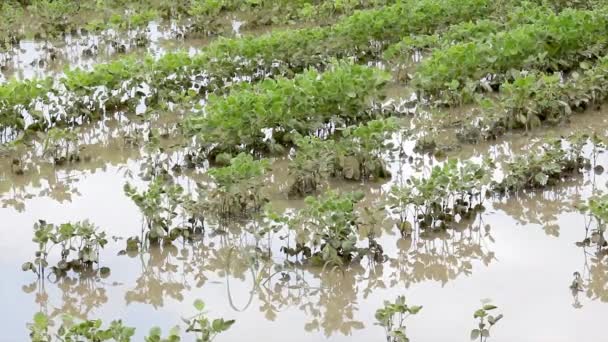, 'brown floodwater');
1,100,608,341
